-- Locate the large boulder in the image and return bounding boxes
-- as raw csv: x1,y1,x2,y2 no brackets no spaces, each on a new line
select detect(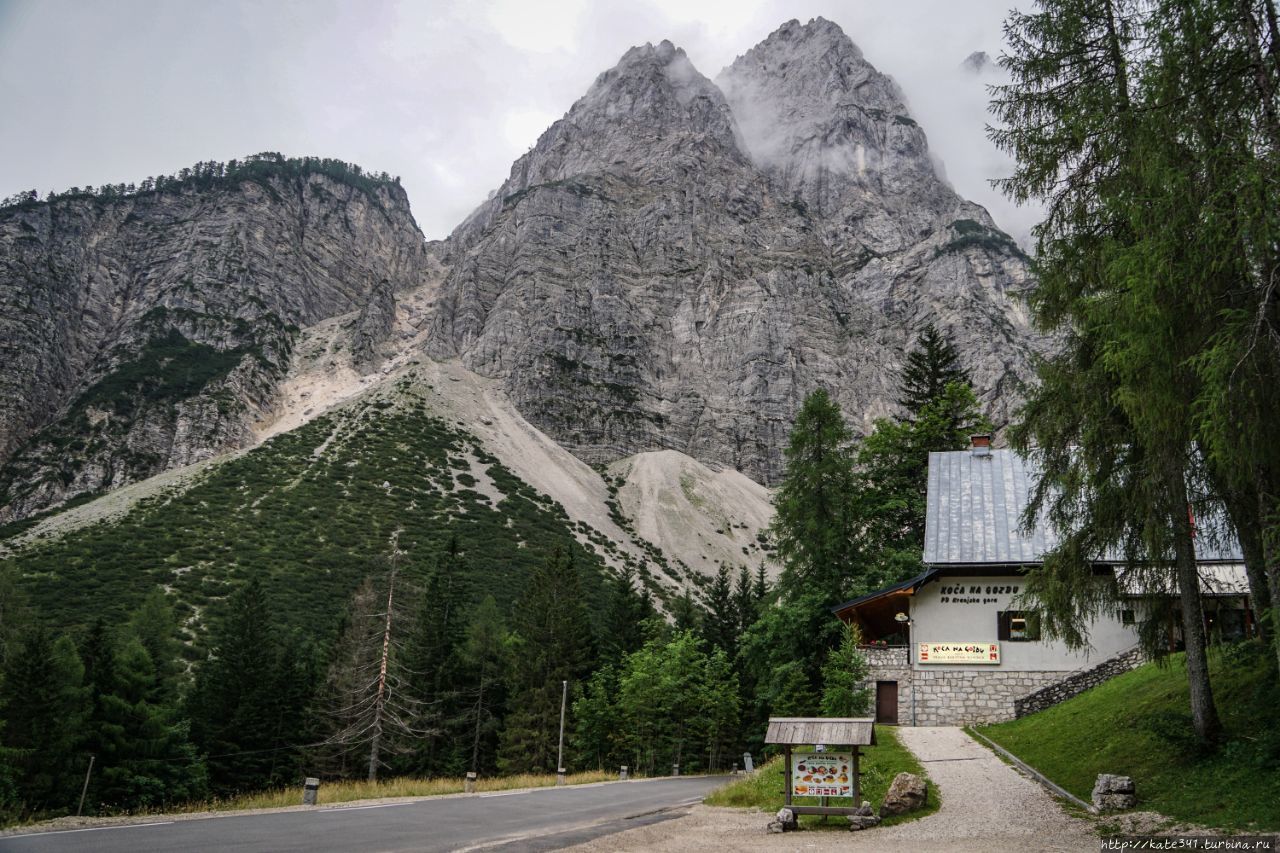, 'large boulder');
879,772,929,816
1091,774,1137,811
